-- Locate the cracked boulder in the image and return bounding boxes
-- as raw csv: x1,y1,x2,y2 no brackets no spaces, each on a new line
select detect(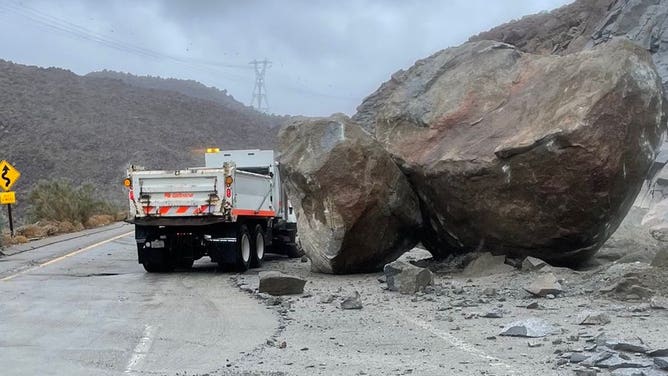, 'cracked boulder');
277,114,422,274
353,38,665,264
